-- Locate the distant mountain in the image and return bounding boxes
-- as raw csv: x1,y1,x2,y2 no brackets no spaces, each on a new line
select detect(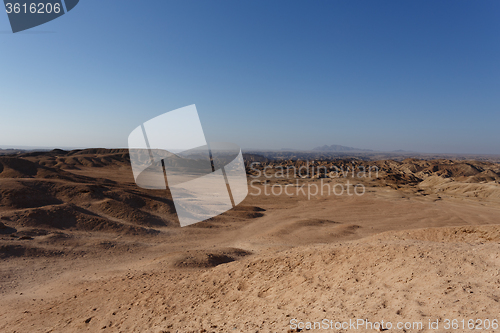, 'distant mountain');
313,145,373,152
392,149,410,153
